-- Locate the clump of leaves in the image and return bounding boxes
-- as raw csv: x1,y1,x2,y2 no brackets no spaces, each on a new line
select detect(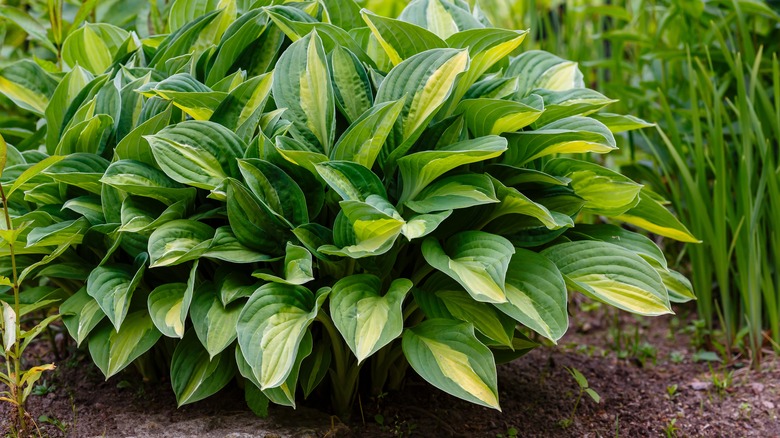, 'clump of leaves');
0,0,695,419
